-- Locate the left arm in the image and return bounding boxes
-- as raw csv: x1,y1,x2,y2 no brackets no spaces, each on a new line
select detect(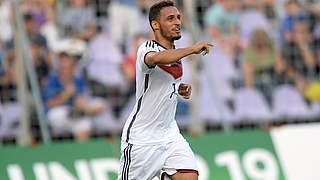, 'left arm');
178,83,192,99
